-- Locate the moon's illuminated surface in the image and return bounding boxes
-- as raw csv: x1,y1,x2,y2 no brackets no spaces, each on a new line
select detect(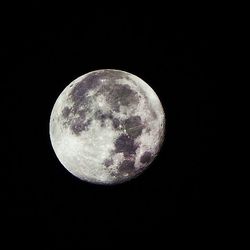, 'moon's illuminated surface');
49,69,166,184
